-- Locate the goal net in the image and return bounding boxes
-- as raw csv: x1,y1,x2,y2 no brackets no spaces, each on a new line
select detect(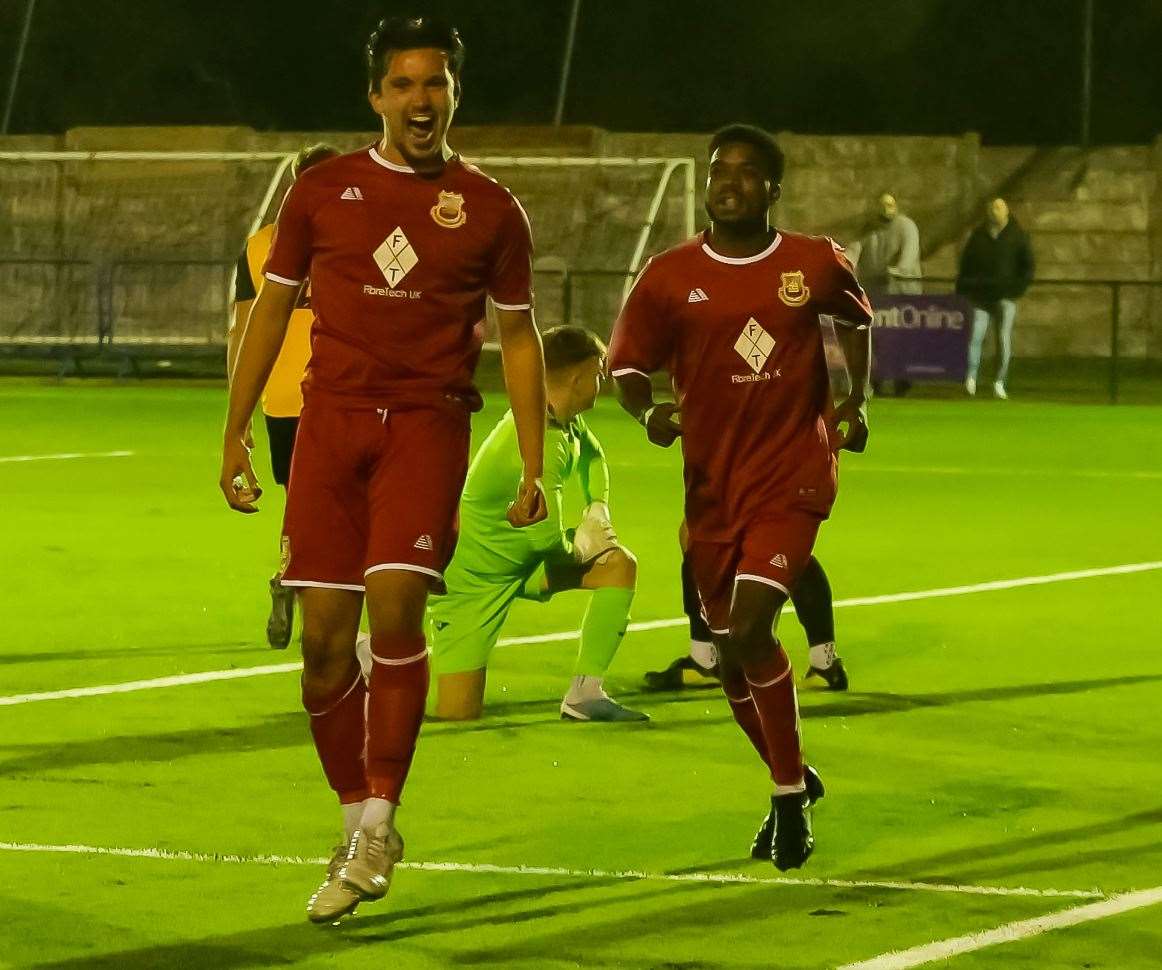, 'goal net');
0,150,696,355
